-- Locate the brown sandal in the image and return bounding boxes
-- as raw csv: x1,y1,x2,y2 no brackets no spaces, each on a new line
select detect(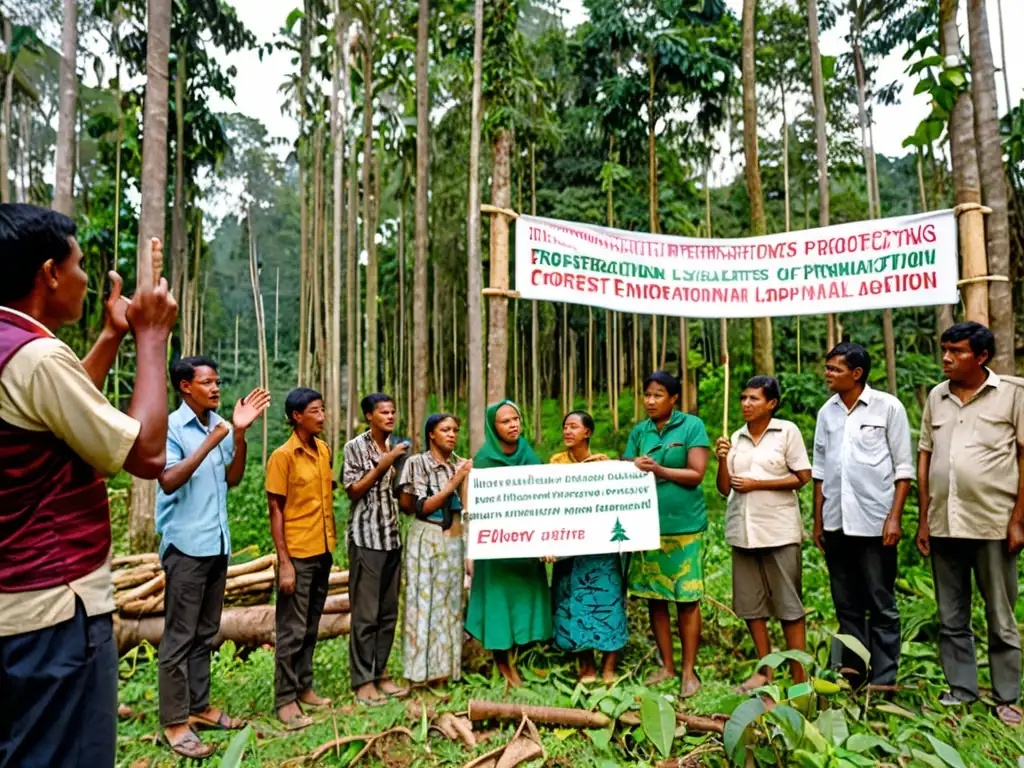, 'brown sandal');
190,711,245,731
164,729,216,760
